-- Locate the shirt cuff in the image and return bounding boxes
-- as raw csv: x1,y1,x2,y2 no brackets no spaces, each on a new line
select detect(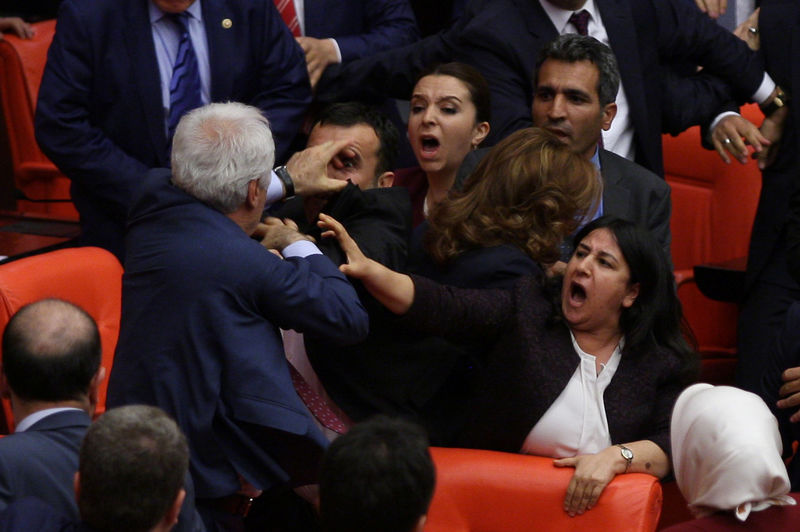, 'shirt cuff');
329,38,342,63
266,170,284,205
752,73,776,104
282,240,322,258
709,111,740,132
